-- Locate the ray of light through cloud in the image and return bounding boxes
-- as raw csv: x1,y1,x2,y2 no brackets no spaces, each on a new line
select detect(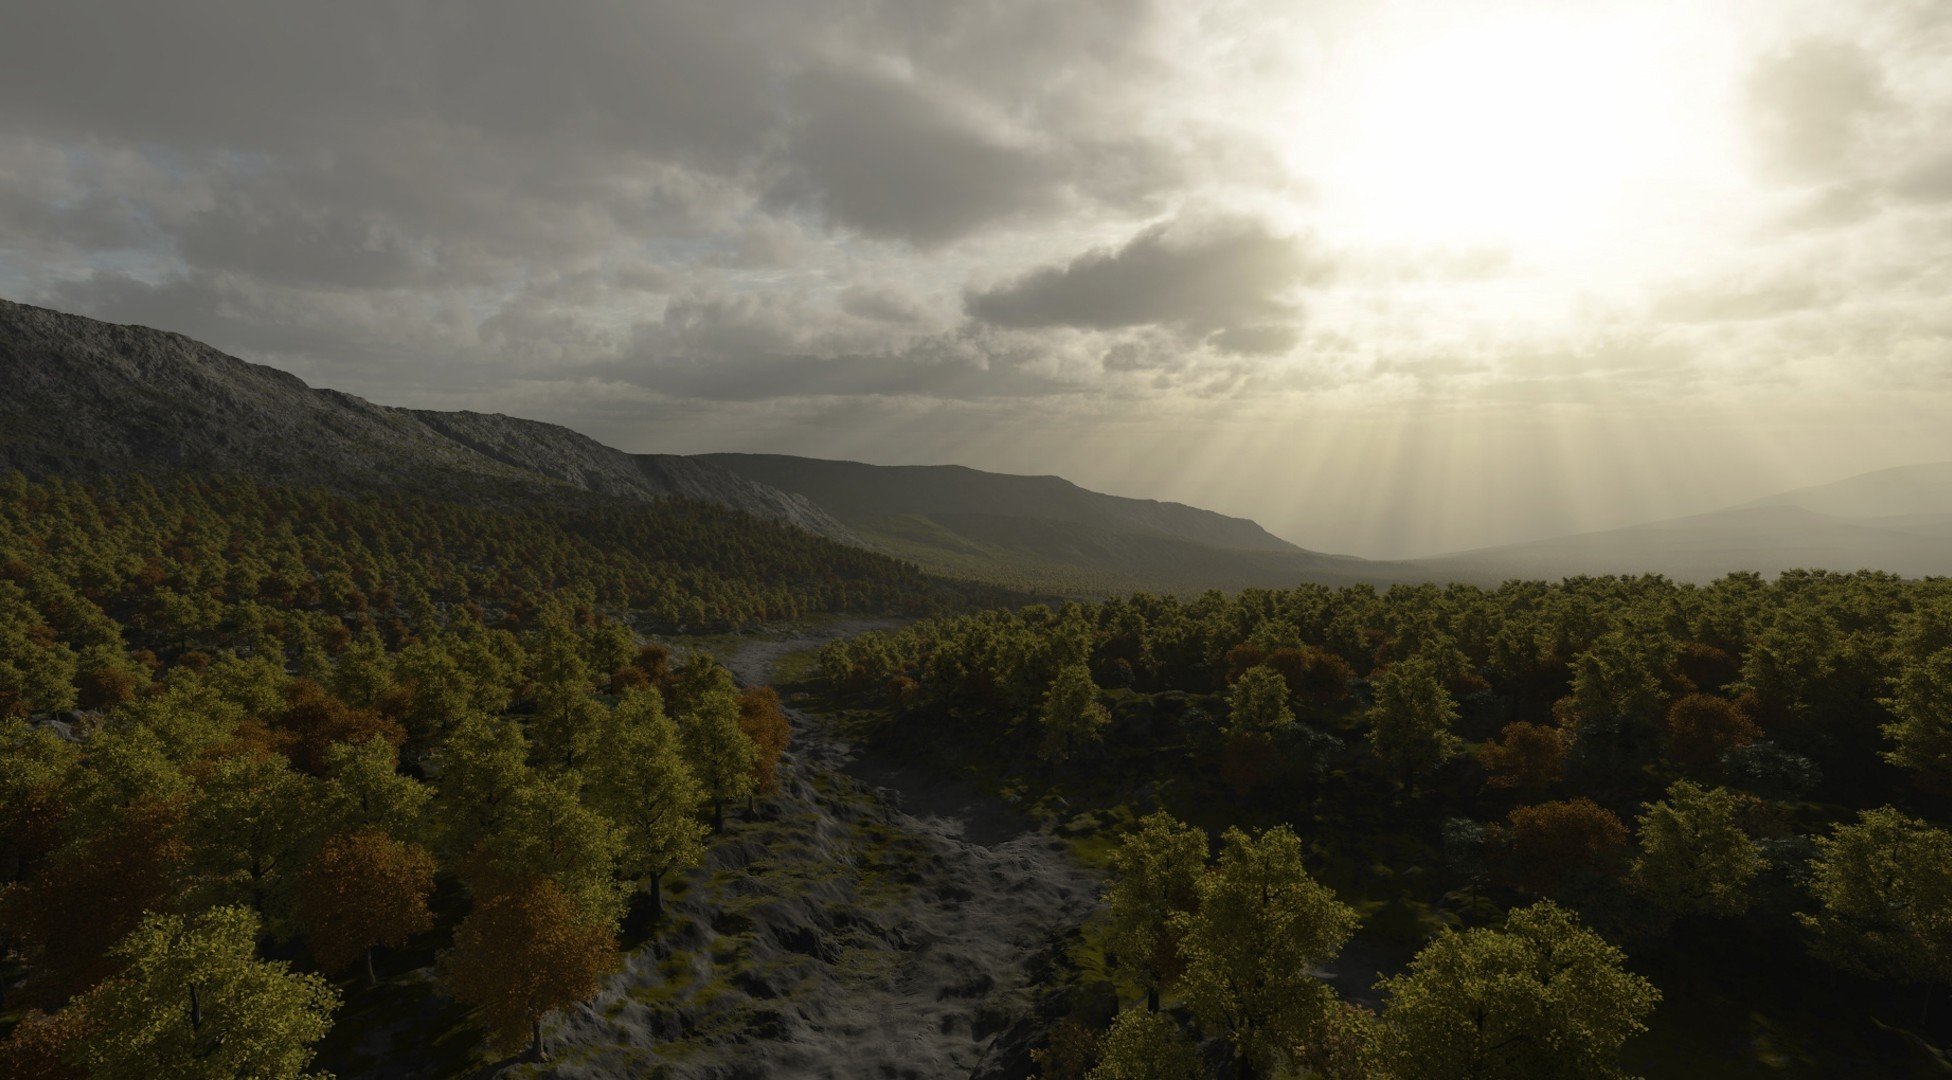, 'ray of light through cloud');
2,0,1950,556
